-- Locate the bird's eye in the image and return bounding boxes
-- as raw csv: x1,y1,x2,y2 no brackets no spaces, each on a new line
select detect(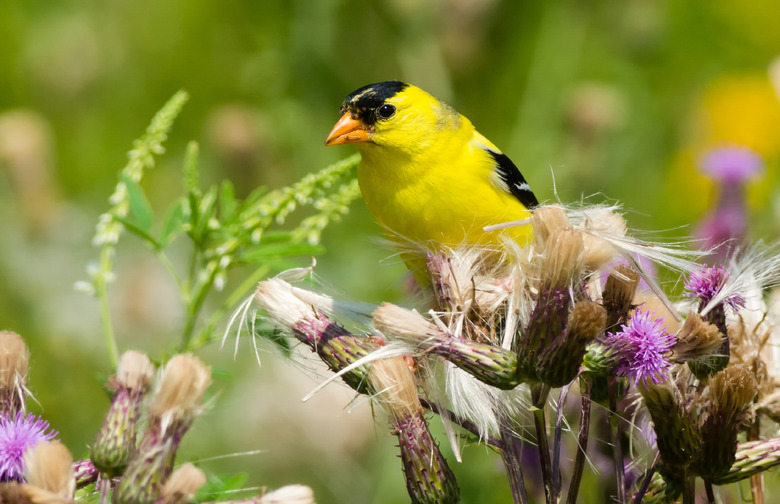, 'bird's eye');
377,104,396,120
